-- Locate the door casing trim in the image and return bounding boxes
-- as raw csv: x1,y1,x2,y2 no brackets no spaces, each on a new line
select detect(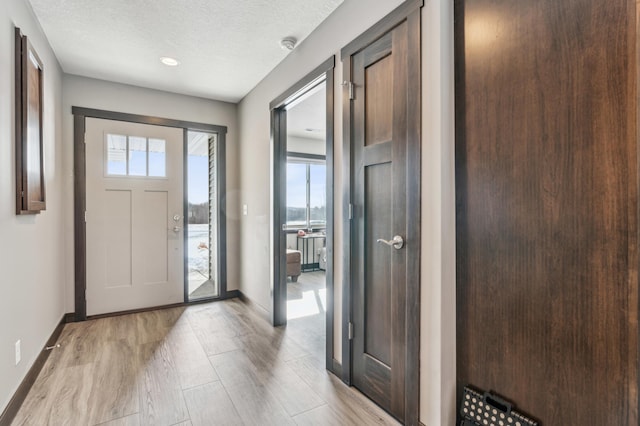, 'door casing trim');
340,0,423,423
72,107,229,321
270,56,337,376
